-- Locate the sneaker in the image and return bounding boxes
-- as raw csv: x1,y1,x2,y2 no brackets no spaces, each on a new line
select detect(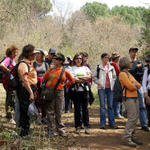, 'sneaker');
75,127,80,134
59,132,67,137
122,139,137,147
132,138,143,145
80,125,84,129
109,124,118,129
9,119,16,125
115,115,124,119
141,126,149,132
84,127,90,134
